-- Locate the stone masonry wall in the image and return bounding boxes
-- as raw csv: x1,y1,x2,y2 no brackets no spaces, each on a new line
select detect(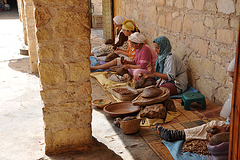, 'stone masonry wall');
121,0,239,105
32,0,92,155
23,0,38,73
